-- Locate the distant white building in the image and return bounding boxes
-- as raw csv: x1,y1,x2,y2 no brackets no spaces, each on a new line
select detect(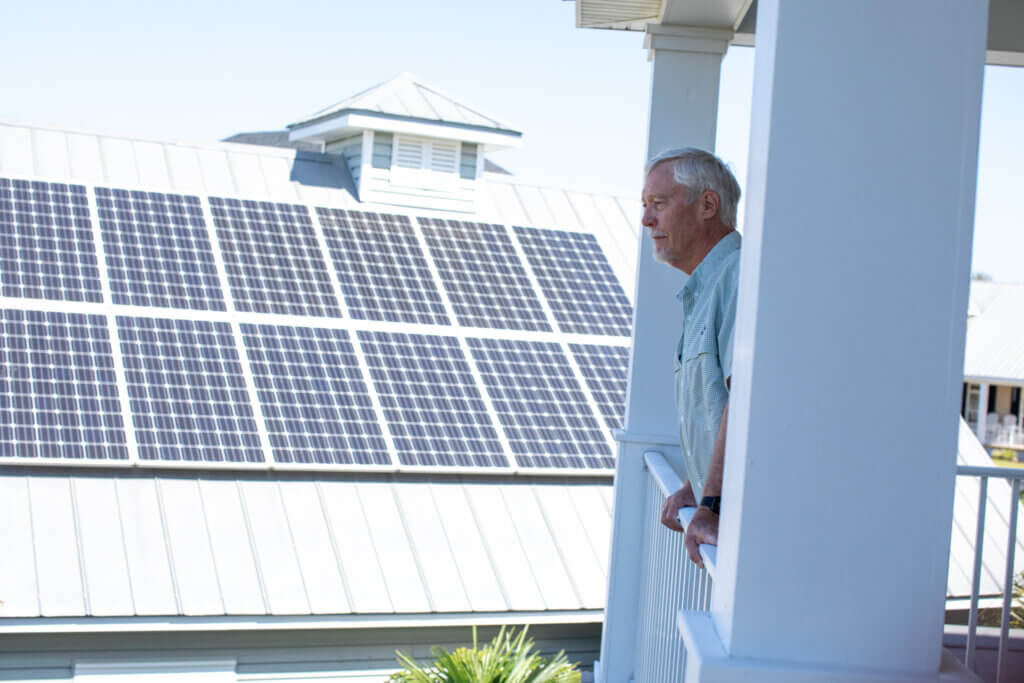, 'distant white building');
962,281,1024,451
